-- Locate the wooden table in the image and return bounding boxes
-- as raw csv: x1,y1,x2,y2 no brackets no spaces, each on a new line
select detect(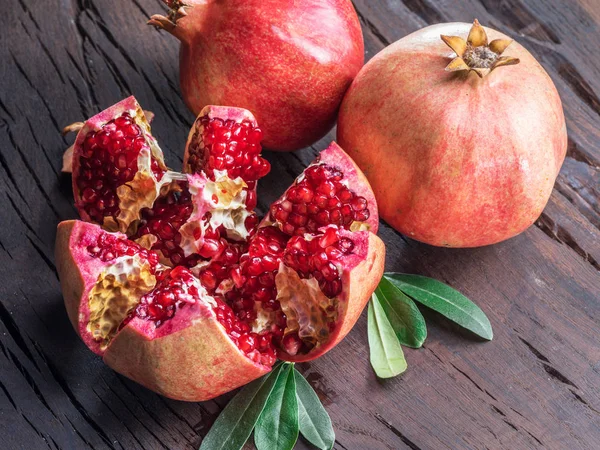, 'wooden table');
1,1,598,449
